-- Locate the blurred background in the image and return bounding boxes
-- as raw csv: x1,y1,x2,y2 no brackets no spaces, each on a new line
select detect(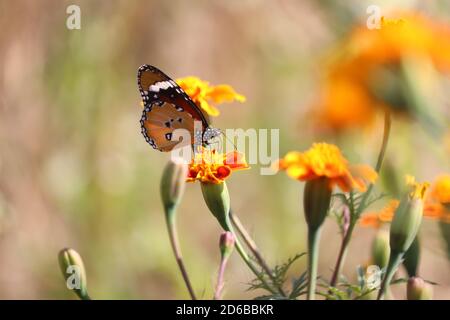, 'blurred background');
0,0,449,299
